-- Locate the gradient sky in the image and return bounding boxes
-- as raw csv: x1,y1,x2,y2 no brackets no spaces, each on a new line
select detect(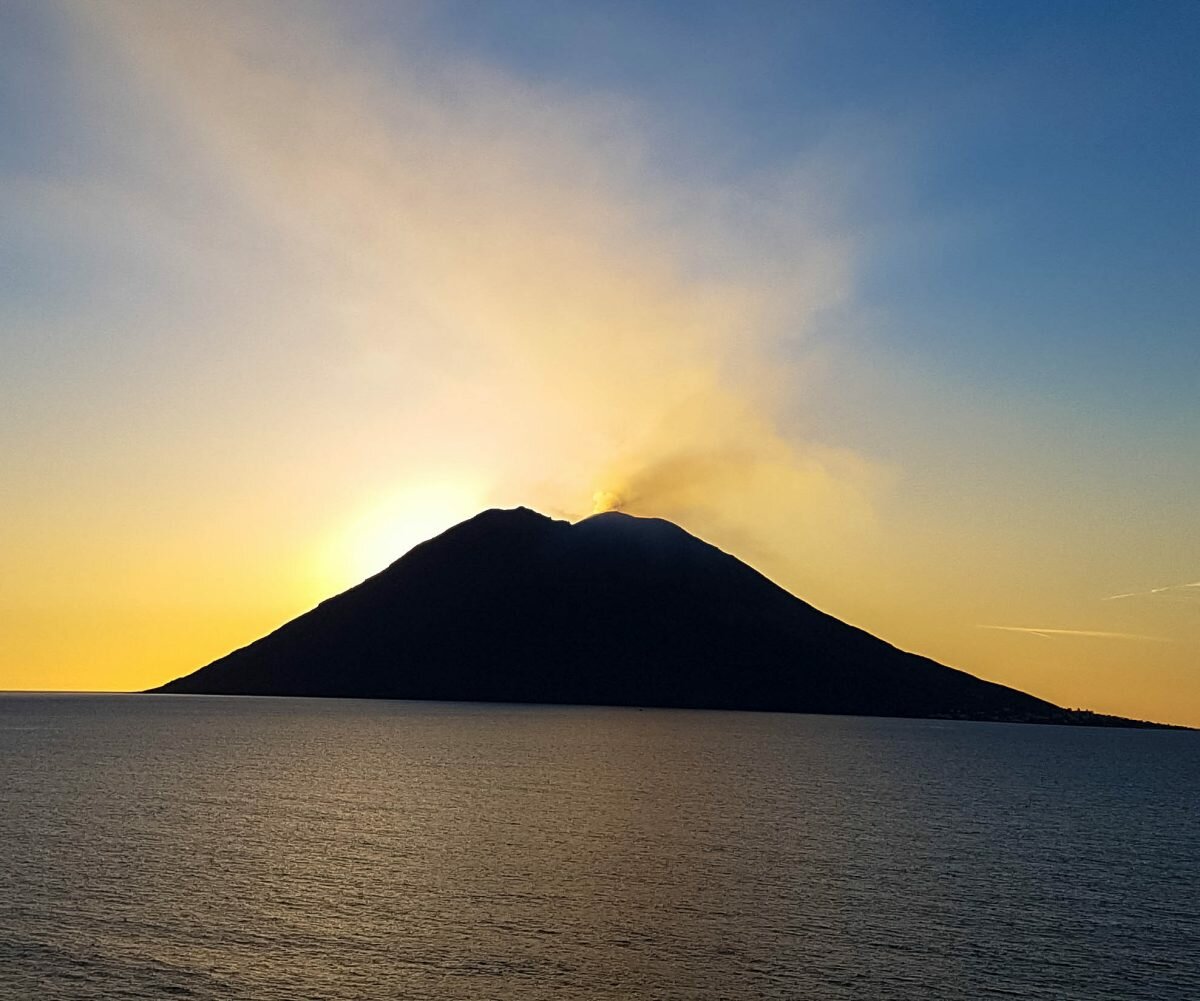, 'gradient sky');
2,1,1198,725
